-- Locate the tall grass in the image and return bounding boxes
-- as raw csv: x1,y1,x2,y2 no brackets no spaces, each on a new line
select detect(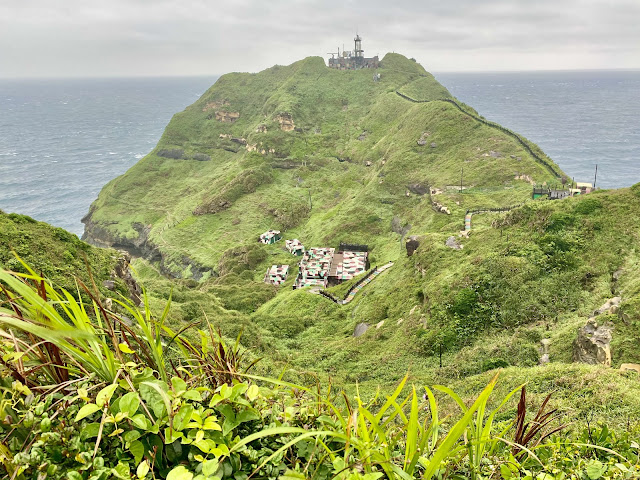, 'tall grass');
0,260,171,385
